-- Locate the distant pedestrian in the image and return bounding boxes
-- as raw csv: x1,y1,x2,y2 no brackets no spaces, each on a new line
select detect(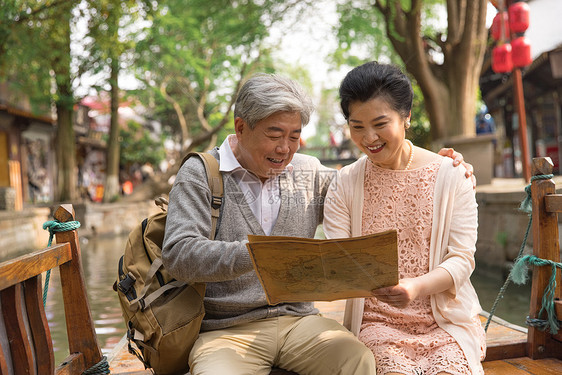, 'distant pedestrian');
140,162,154,181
